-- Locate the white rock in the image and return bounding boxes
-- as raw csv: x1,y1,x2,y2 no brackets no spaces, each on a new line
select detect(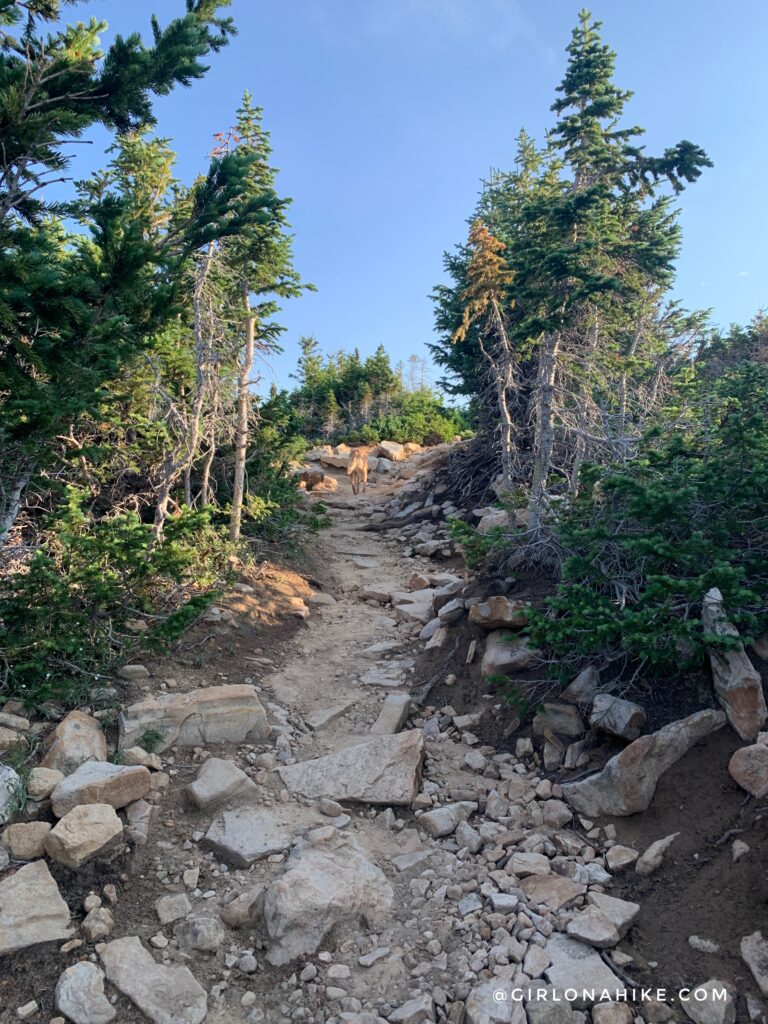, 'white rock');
741,932,768,997
544,934,624,1007
466,979,526,1023
681,979,736,1024
636,832,679,876
186,757,254,809
418,801,477,838
0,860,72,955
589,693,647,741
56,962,116,1024
51,761,151,817
101,935,207,1024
